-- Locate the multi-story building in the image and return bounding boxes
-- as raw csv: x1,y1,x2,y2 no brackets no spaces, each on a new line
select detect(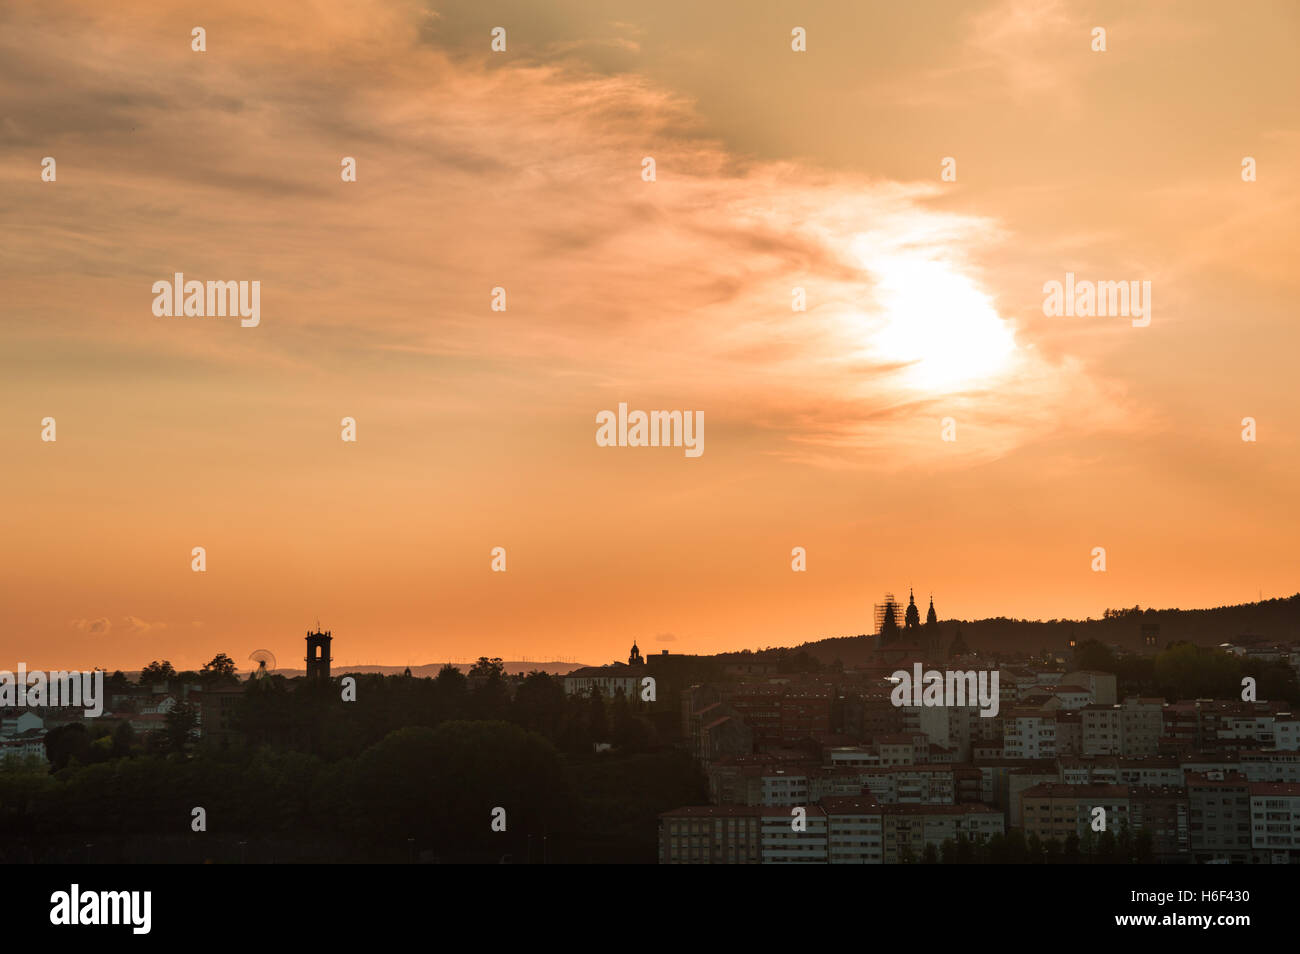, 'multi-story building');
564,644,647,698
196,685,244,748
1082,705,1122,755
1020,783,1130,843
823,796,884,864
725,688,833,750
1129,785,1190,861
1005,767,1063,827
1120,698,1165,757
879,804,1004,863
1197,700,1286,746
1219,712,1276,746
1054,710,1082,755
859,764,956,805
826,746,881,769
874,734,920,766
1186,751,1300,784
976,759,1056,815
761,806,828,863
687,701,753,760
1248,781,1300,858
761,768,810,807
1059,756,1184,787
658,805,762,864
1237,749,1300,782
1062,671,1118,706
1187,771,1253,863
778,691,833,743
1275,715,1300,751
1003,707,1057,759
1051,686,1094,709
723,689,782,748
1159,700,1203,755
